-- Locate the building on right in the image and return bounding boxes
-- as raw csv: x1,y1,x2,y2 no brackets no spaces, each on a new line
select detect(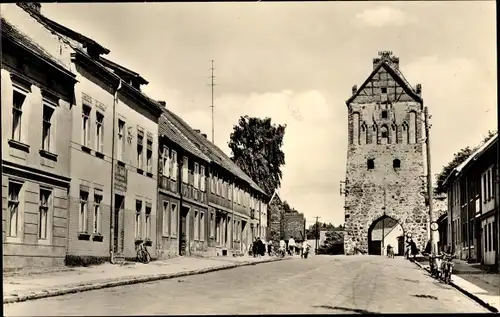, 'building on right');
443,133,498,266
343,51,429,255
